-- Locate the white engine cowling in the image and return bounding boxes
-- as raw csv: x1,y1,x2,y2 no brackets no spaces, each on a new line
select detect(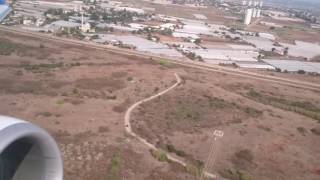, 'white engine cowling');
0,116,63,180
